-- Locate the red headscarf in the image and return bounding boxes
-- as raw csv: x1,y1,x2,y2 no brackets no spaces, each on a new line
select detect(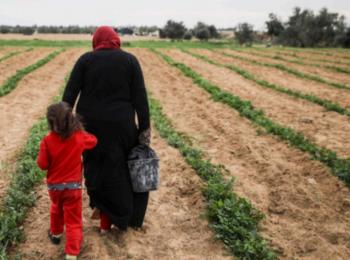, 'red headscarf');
92,26,121,51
